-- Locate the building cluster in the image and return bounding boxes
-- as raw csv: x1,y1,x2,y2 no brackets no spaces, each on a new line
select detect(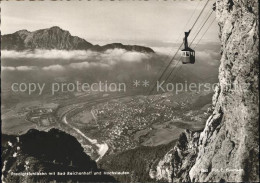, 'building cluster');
94,97,183,153
27,108,56,127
